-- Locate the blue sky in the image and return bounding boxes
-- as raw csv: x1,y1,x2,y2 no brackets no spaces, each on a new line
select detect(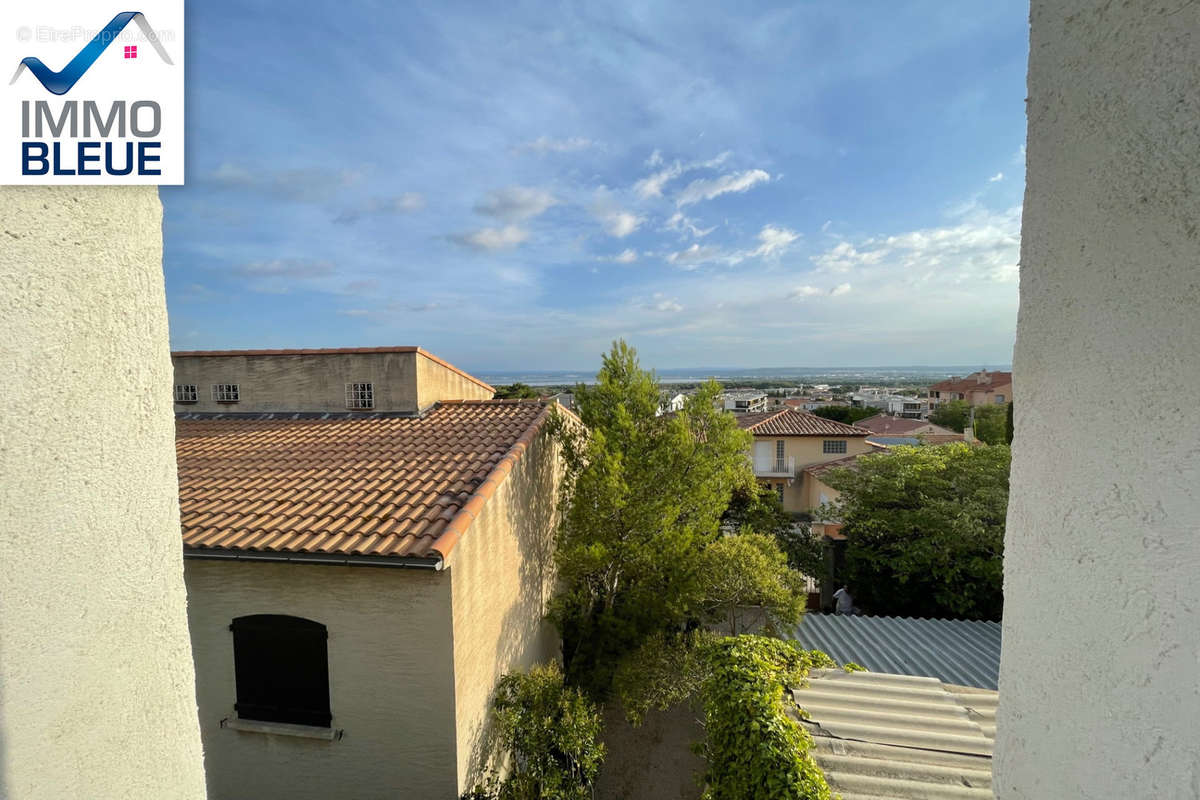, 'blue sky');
162,1,1028,372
